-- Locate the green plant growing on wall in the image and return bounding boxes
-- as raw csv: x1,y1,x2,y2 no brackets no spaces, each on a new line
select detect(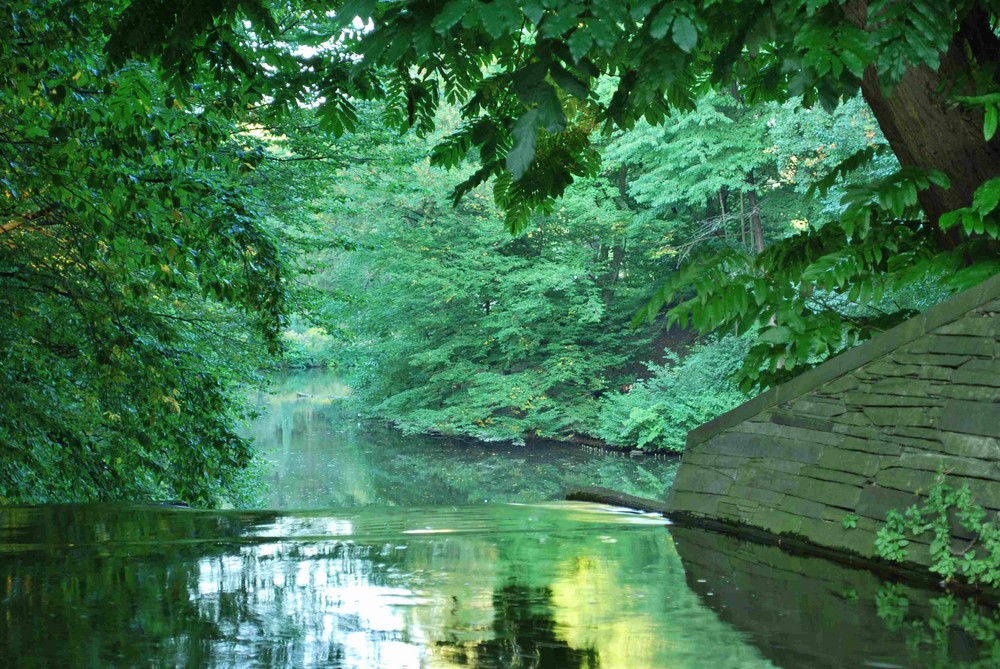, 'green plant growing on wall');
875,476,1000,587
